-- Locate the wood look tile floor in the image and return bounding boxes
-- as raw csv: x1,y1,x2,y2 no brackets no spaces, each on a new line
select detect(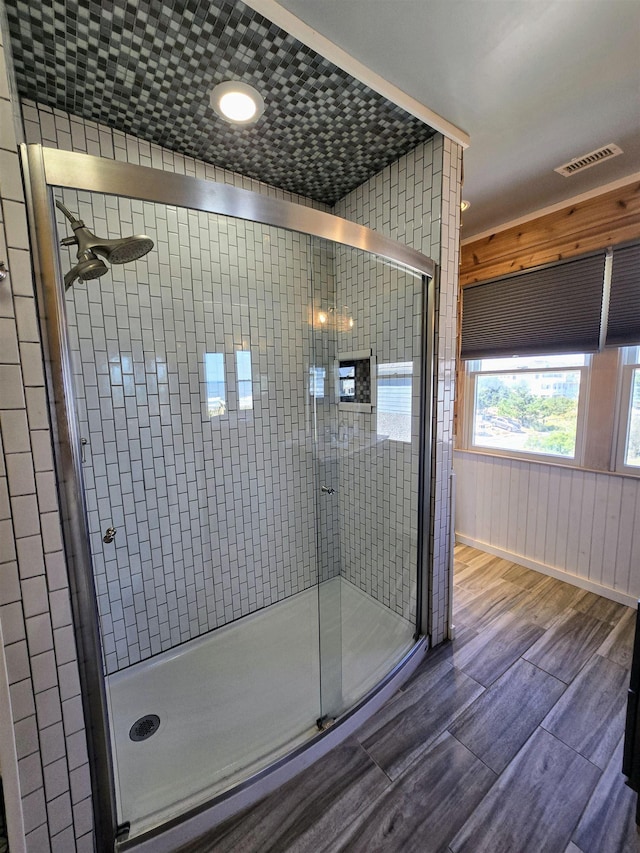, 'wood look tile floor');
178,546,640,853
